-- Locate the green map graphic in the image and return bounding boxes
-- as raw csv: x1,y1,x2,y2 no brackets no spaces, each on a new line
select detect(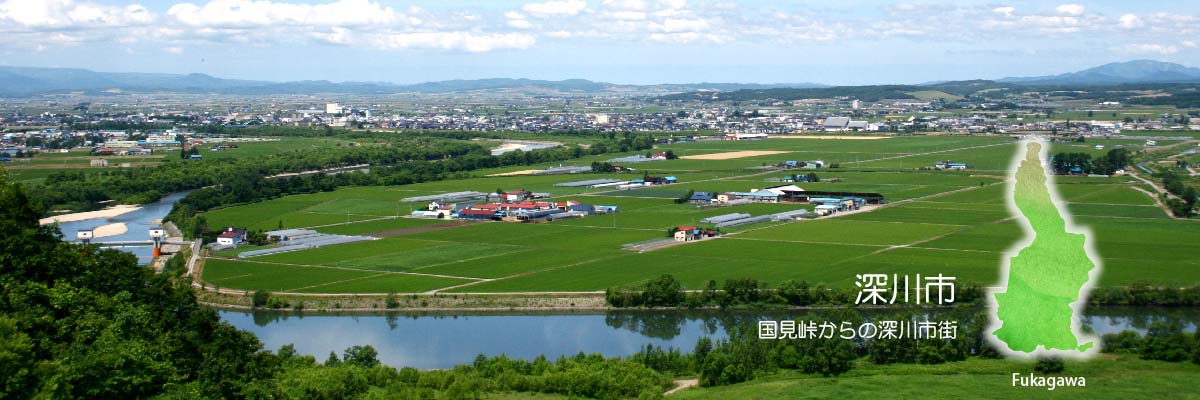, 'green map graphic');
992,141,1096,354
